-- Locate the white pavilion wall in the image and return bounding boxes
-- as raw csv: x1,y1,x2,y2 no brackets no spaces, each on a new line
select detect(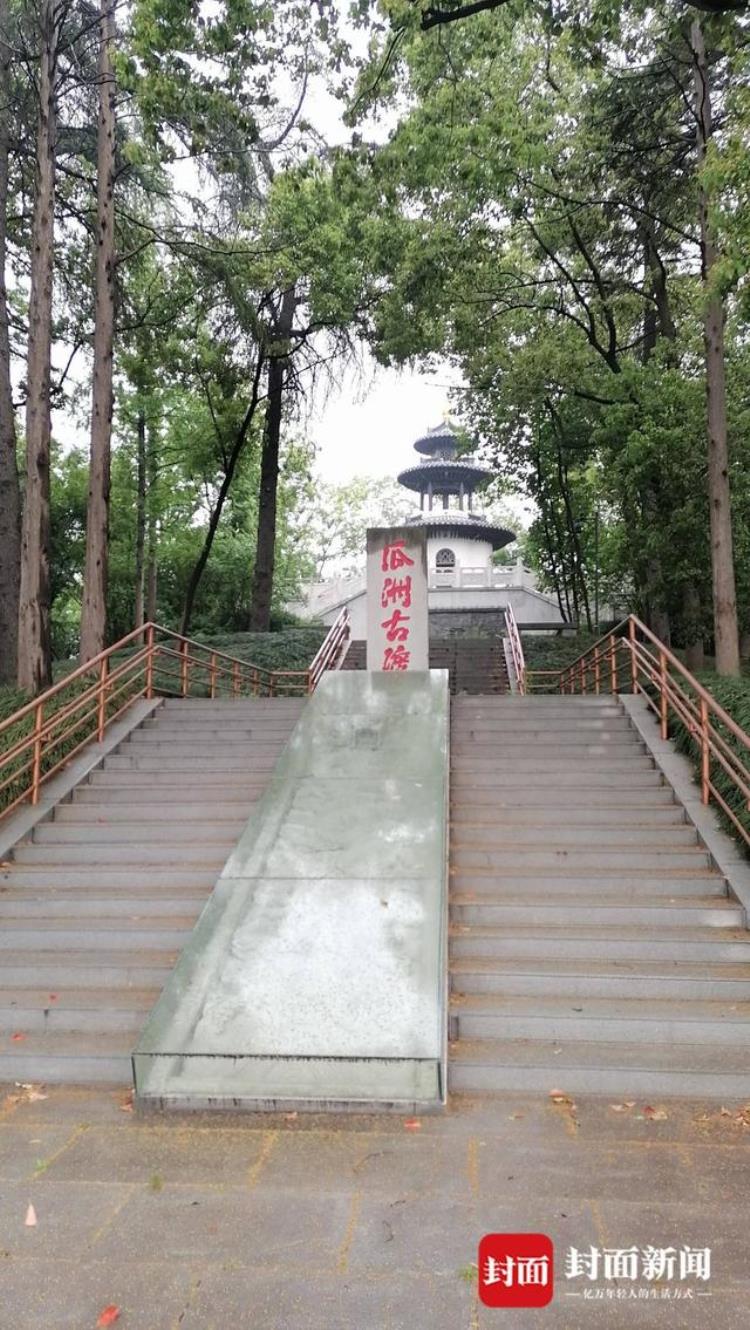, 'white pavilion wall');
426,535,494,574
